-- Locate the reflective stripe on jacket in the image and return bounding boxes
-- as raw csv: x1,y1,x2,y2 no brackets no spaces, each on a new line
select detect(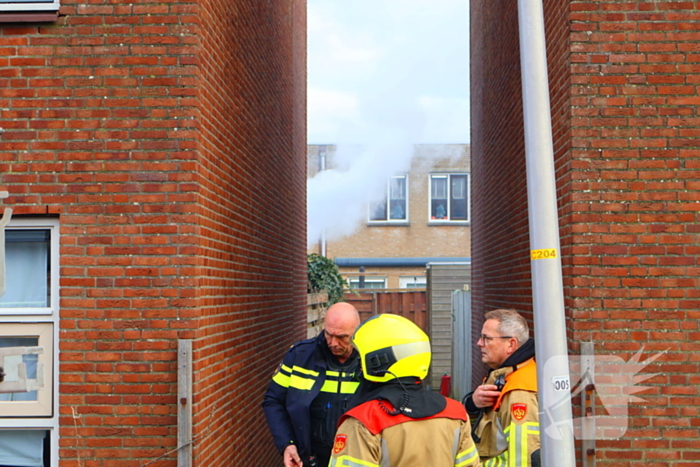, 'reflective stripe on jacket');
262,333,360,458
474,358,539,467
330,396,481,467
